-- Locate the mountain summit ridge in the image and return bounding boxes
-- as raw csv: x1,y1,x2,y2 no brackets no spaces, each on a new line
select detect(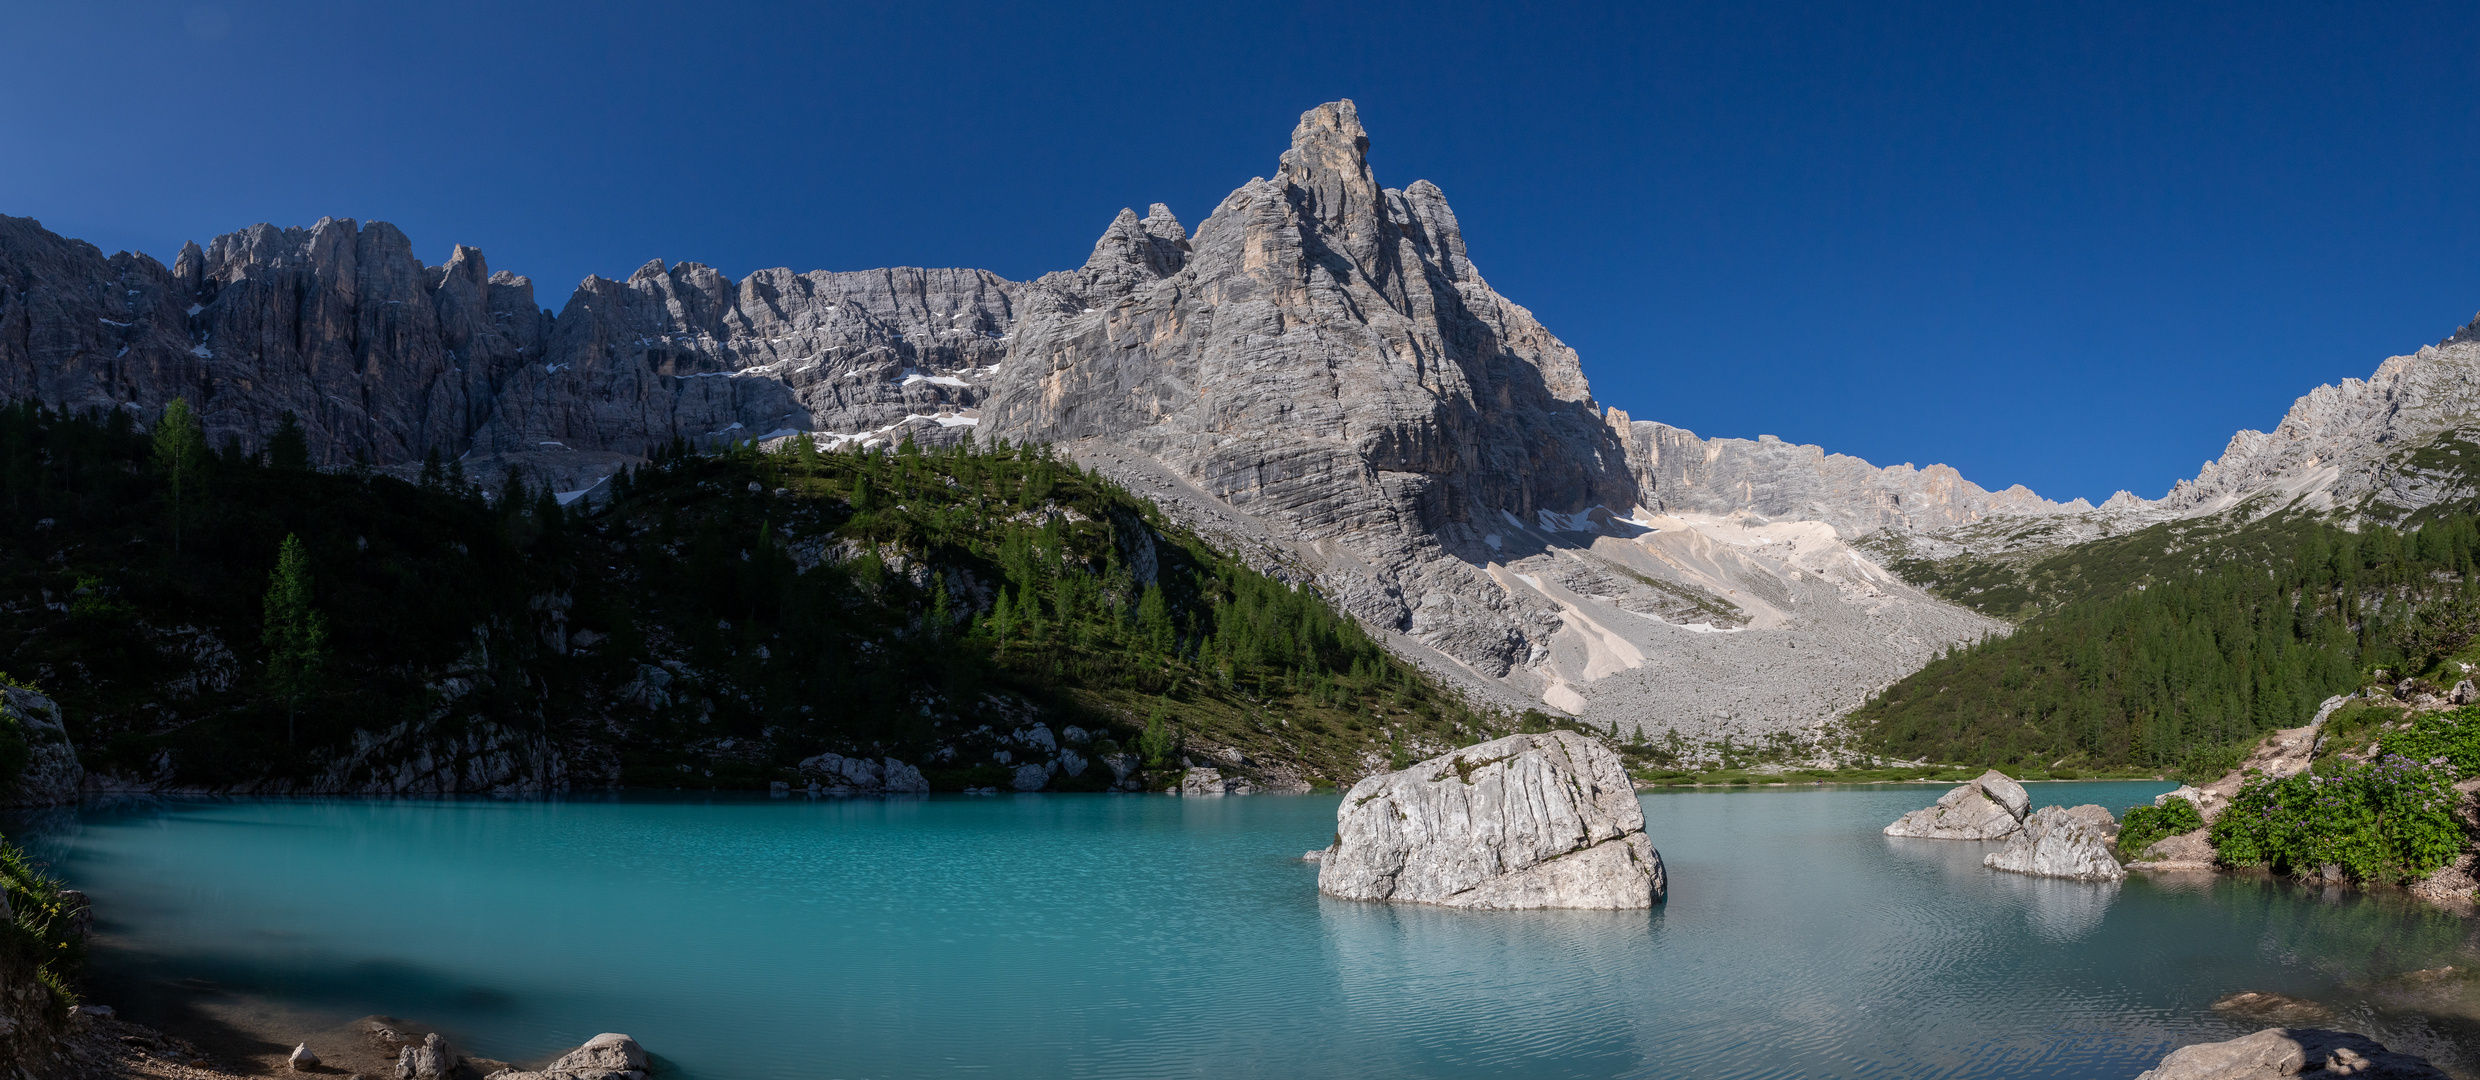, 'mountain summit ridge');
0,101,2047,733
